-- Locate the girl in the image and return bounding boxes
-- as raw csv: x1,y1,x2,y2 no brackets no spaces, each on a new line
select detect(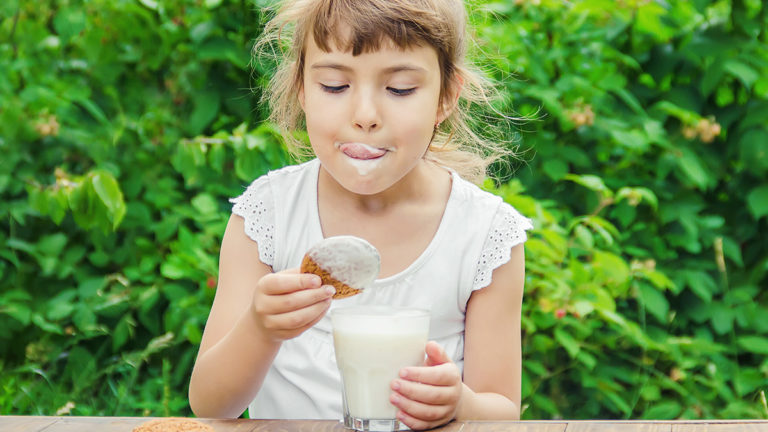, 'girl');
189,0,532,429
